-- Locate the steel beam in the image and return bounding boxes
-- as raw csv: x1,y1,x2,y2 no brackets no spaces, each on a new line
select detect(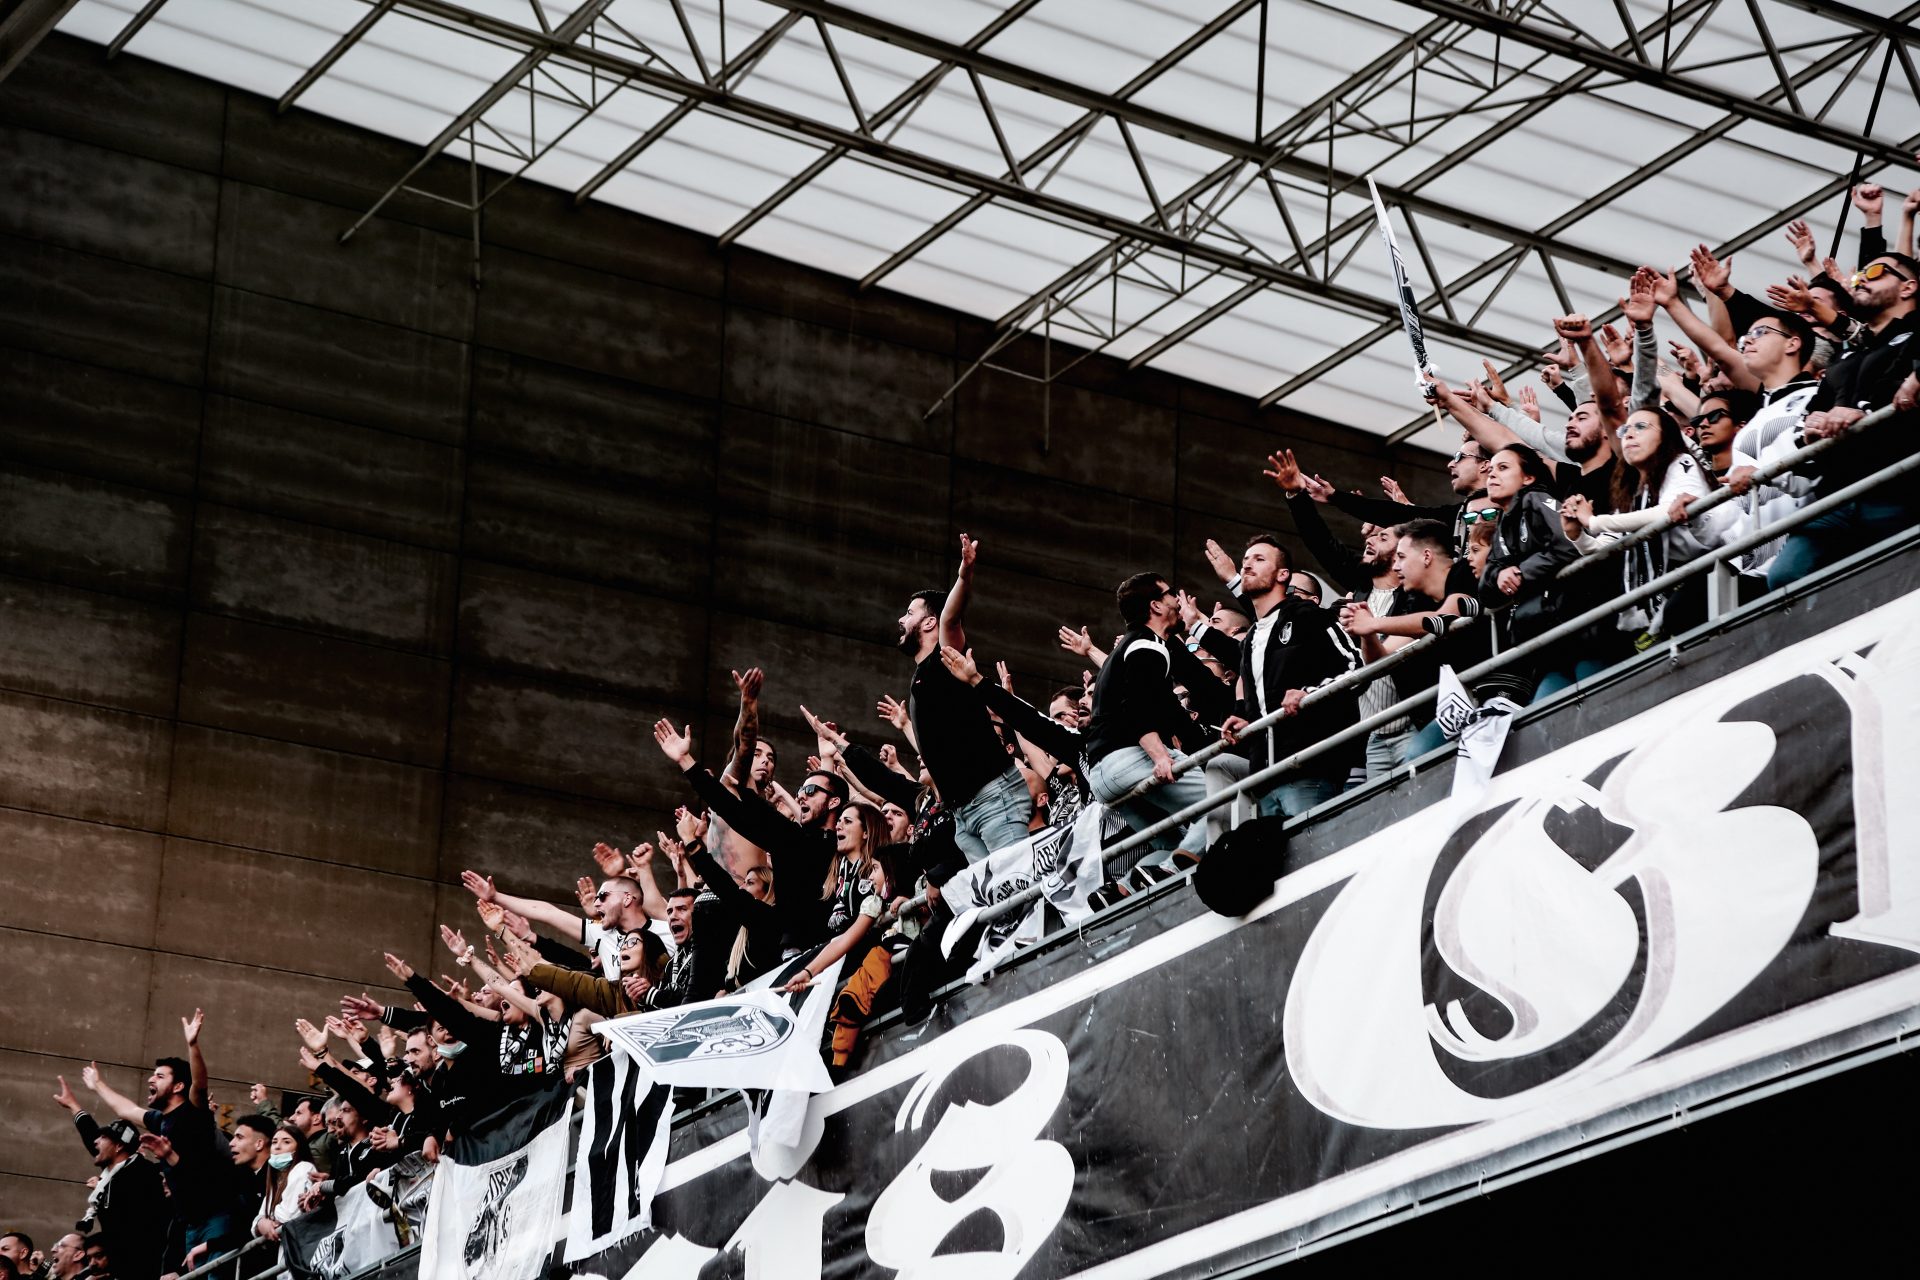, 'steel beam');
344,0,615,241
0,0,80,82
105,0,165,58
856,0,1264,292
760,0,1647,281
360,0,1534,358
712,0,1049,249
279,0,395,113
1261,0,1920,412
1382,121,1920,446
1391,0,1914,166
